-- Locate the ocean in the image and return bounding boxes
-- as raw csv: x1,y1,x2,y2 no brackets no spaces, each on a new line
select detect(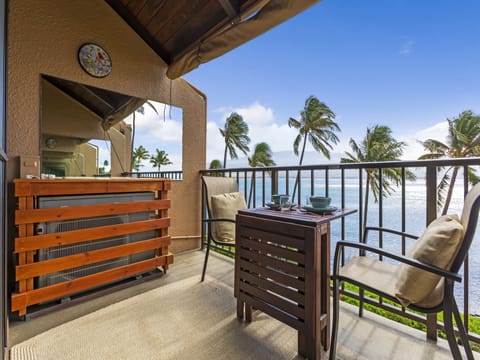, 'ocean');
238,175,480,315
